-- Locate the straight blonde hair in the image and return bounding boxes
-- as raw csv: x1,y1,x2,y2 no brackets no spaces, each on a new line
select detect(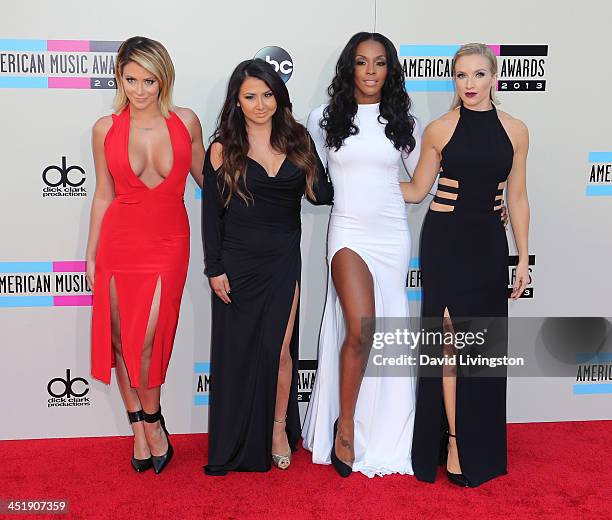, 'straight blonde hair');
450,43,499,110
113,36,175,118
